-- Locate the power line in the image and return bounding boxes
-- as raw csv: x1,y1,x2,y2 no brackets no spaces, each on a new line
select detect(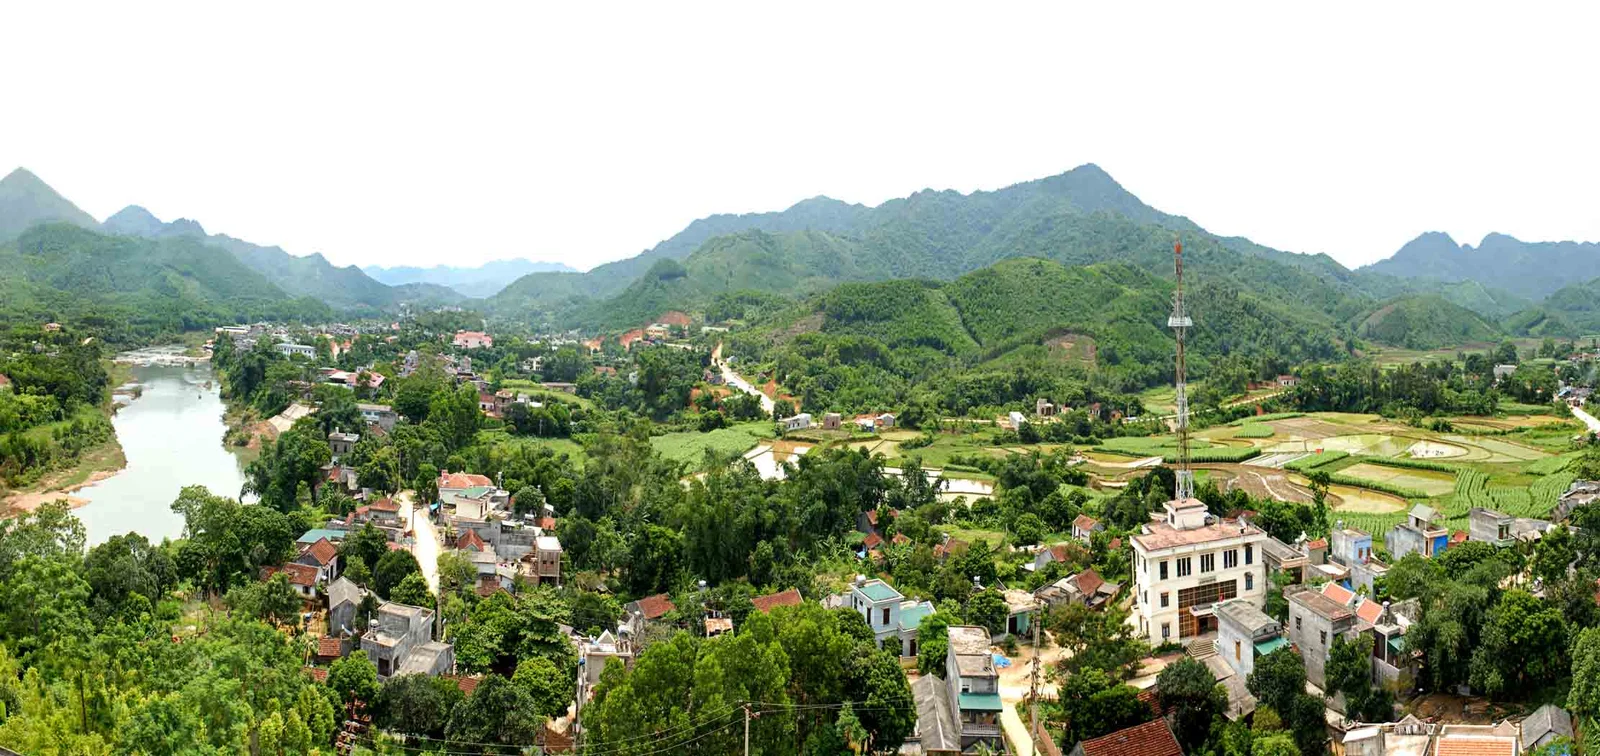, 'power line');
380,702,740,751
